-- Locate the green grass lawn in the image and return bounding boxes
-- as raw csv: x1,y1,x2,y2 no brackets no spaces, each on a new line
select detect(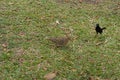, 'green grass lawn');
0,0,120,80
